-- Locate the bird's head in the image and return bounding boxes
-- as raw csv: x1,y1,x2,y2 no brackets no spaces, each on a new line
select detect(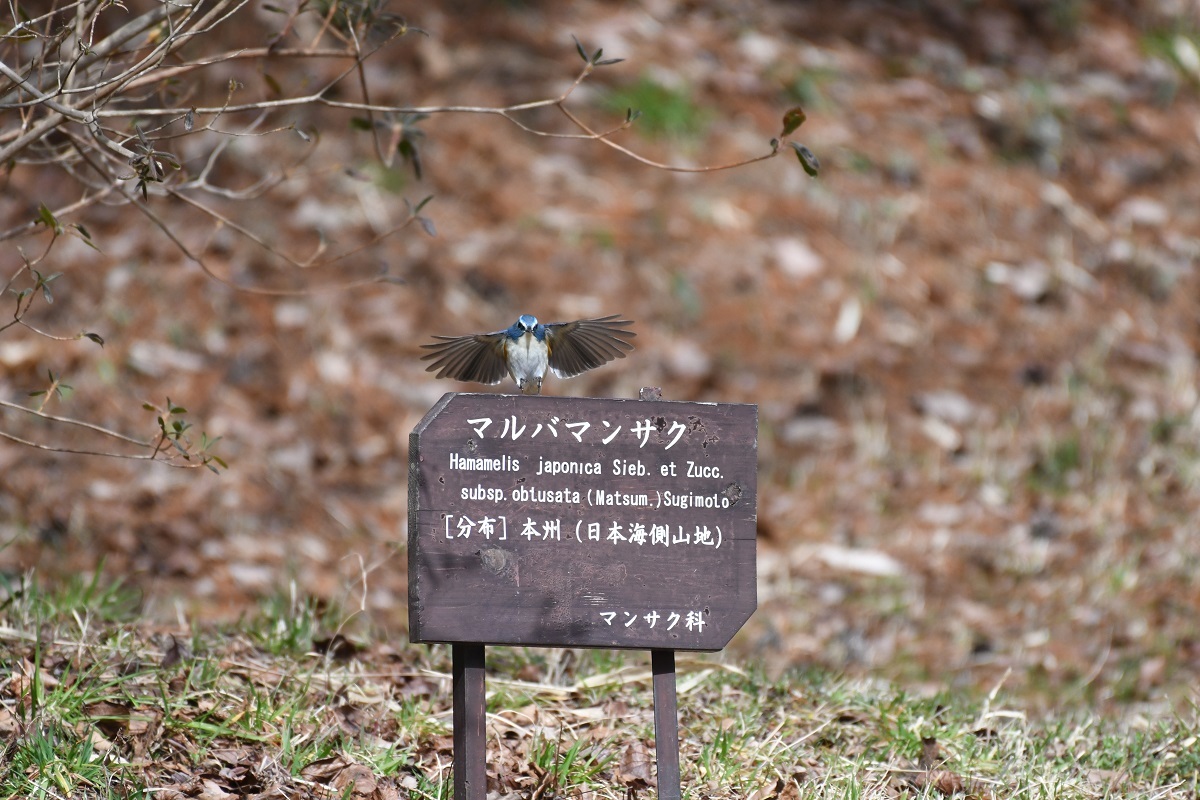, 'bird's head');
517,314,539,332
